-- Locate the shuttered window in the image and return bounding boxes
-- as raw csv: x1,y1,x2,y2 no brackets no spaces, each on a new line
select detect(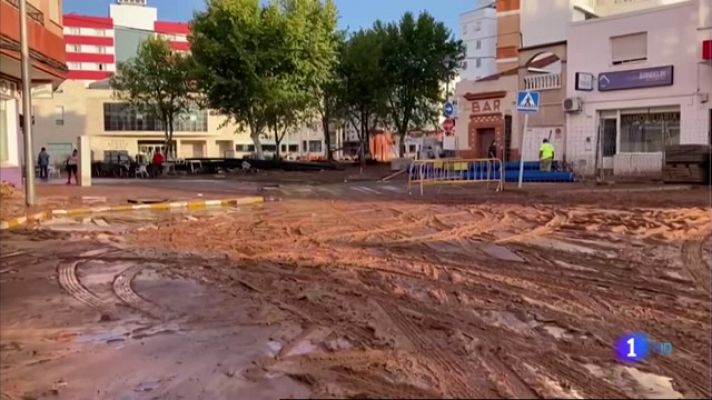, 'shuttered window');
611,32,647,65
